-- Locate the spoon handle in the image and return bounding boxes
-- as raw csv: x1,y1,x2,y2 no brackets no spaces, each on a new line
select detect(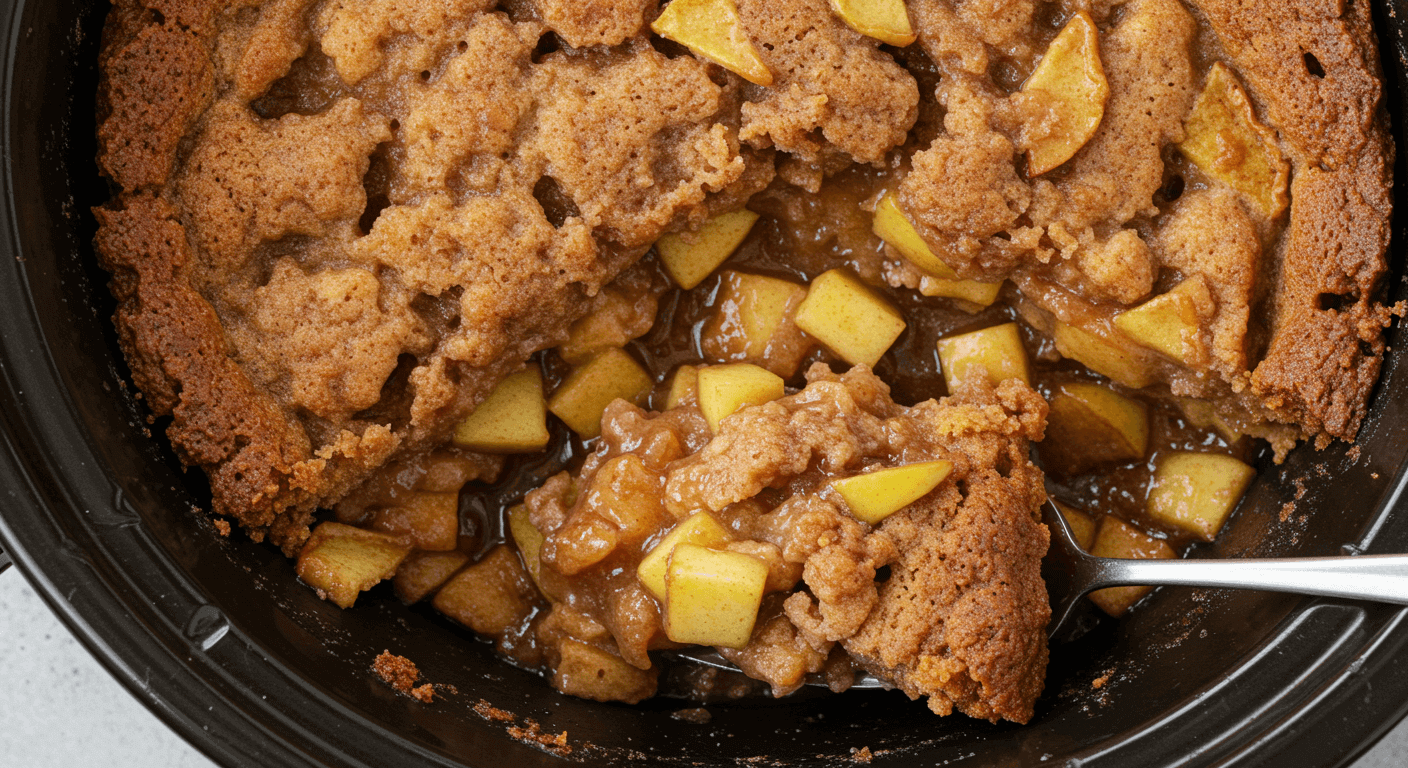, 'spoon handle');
1092,553,1408,604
